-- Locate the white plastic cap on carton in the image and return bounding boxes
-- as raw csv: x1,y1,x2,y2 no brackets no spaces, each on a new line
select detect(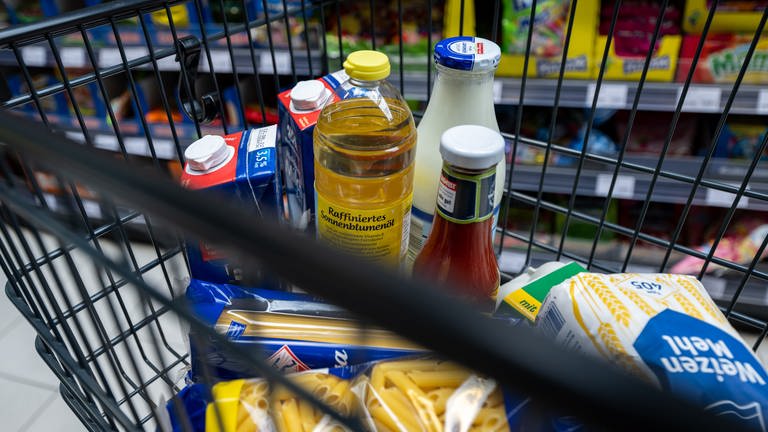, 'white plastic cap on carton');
440,125,505,170
290,80,331,111
185,135,230,172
